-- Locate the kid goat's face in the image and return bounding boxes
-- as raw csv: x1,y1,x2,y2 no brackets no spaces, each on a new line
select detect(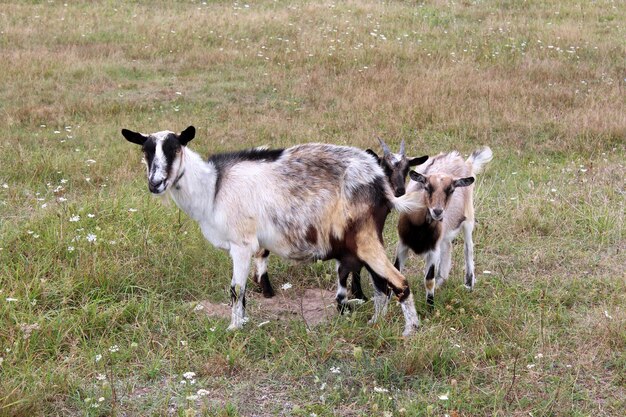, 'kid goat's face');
122,126,195,194
409,171,474,221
